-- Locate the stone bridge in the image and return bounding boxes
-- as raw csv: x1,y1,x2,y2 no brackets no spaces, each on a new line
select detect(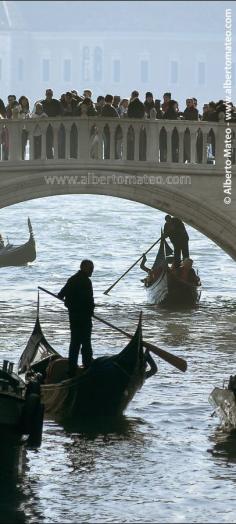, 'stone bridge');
0,116,235,259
